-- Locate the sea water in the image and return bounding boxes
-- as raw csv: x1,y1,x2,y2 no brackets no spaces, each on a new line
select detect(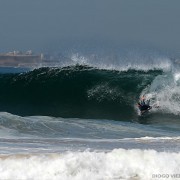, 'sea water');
0,53,180,180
